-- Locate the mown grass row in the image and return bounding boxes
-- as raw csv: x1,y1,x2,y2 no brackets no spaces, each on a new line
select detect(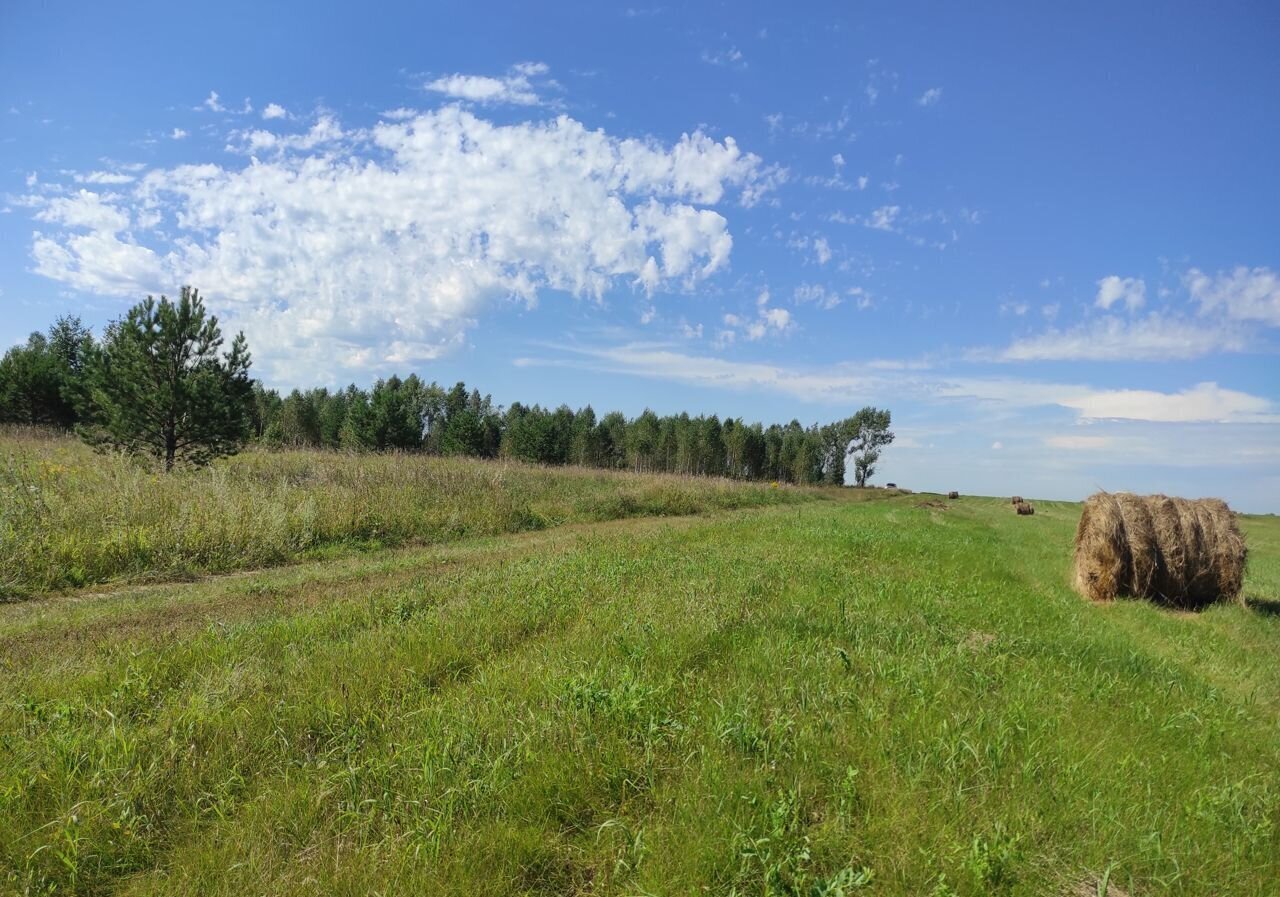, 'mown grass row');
1,496,1277,895
0,428,815,599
